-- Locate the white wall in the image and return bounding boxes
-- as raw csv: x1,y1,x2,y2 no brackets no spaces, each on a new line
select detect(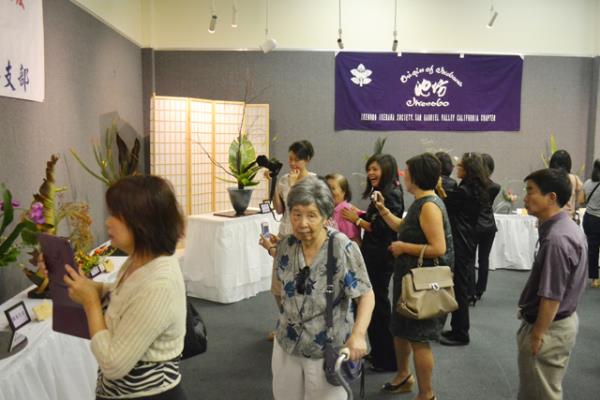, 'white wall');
70,0,144,46
71,0,600,55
